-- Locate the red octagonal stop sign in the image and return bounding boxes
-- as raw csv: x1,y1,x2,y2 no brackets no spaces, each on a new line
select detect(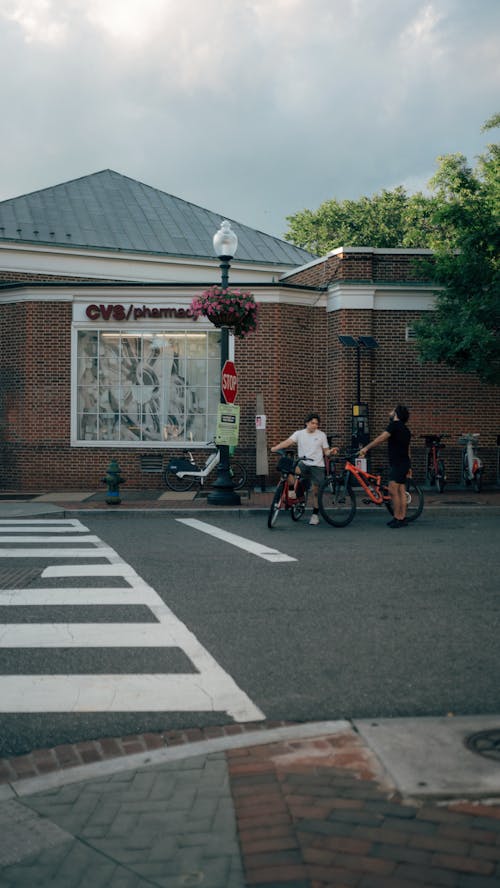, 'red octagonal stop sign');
221,360,238,404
